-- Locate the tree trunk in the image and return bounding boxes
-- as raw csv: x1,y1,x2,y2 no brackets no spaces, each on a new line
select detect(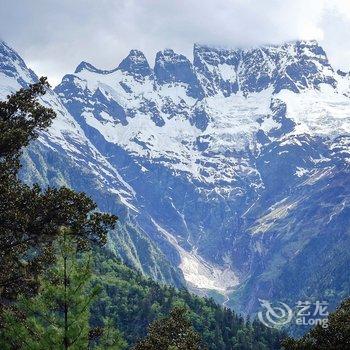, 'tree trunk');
63,231,69,350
